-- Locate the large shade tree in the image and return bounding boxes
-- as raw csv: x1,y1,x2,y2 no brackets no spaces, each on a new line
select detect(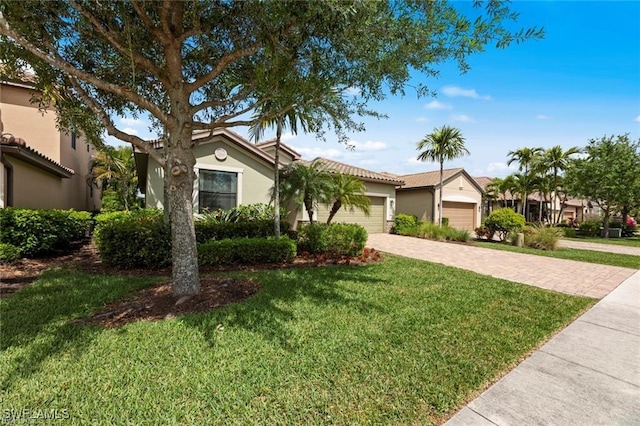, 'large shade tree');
416,125,469,225
0,1,541,297
564,134,640,237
